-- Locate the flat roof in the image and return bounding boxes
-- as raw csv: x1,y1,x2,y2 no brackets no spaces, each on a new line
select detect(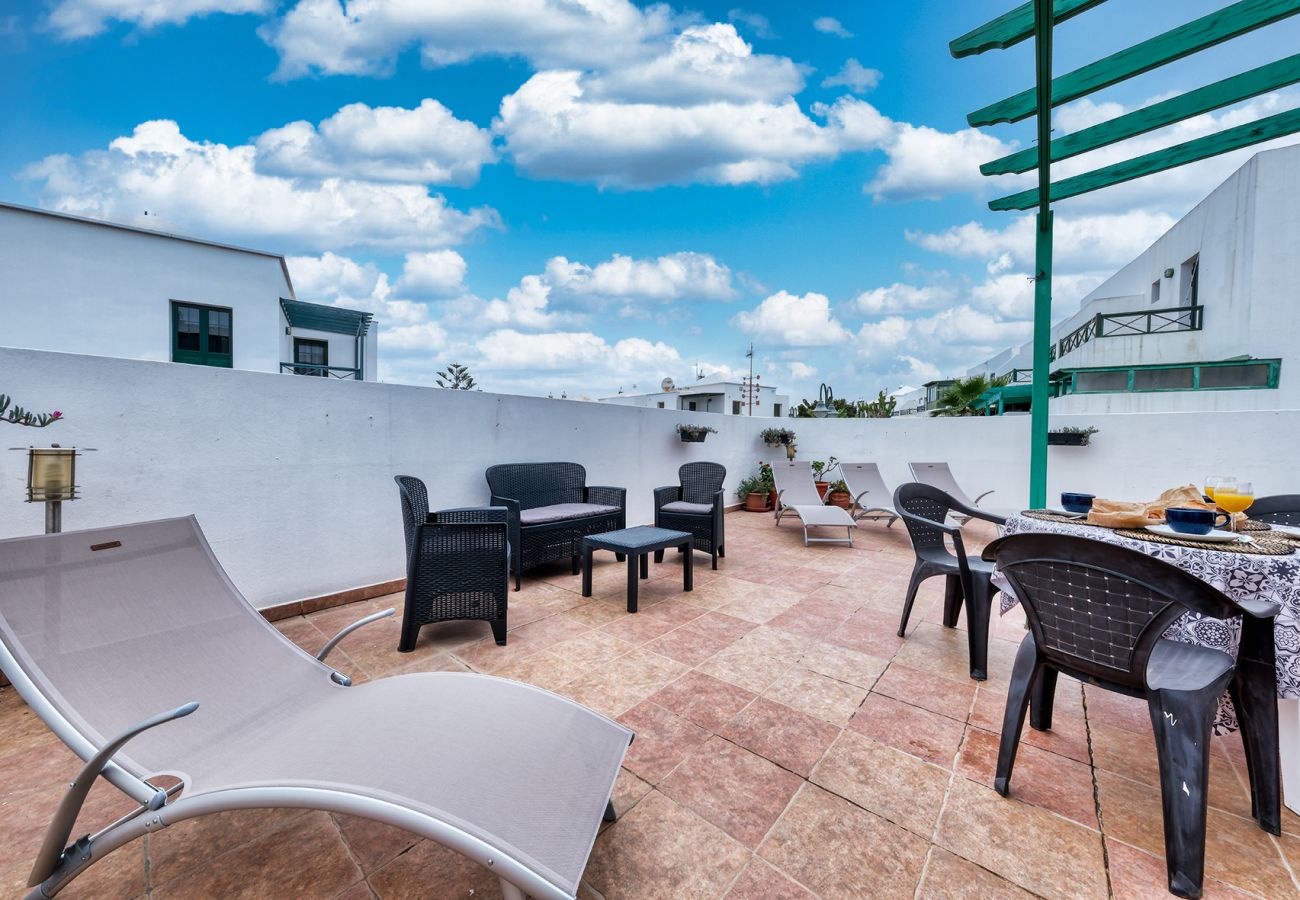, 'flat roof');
280,298,373,337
